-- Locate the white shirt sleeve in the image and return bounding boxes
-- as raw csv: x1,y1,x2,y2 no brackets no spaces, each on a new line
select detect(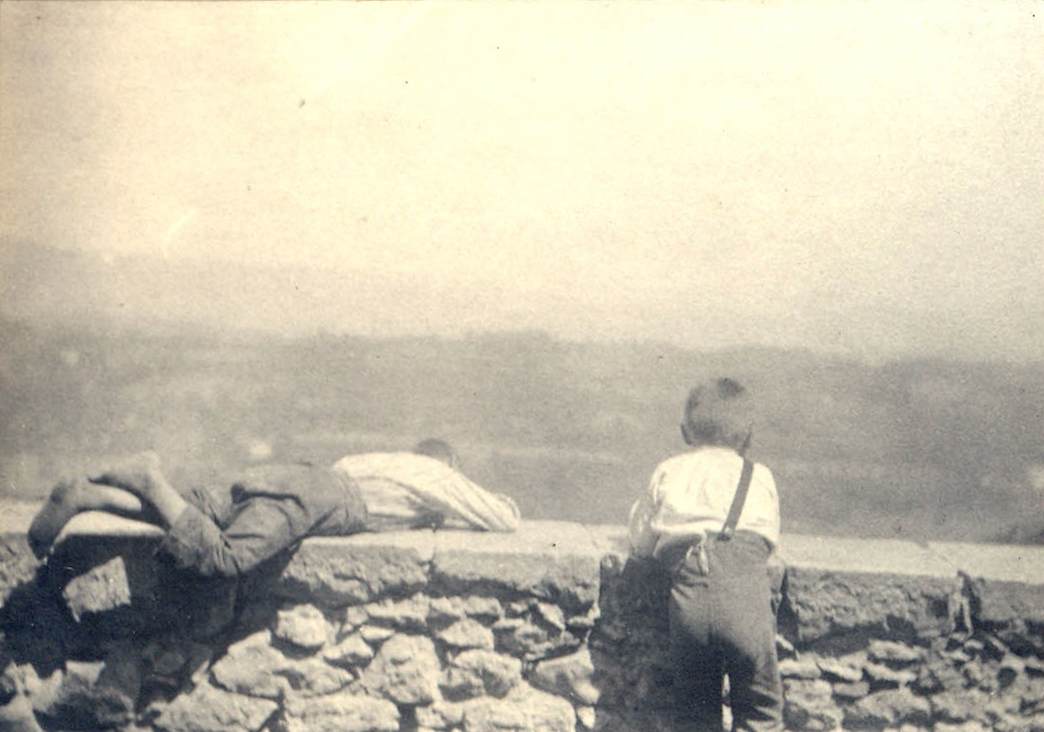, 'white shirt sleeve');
334,453,521,532
628,465,665,557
